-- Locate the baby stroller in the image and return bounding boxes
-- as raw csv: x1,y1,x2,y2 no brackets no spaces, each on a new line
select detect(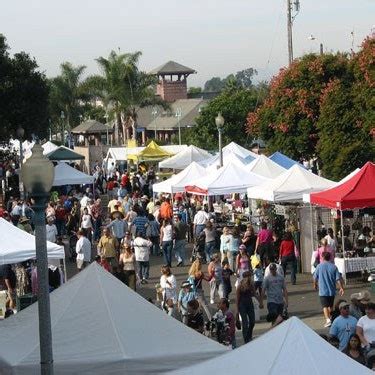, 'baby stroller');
190,234,205,263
